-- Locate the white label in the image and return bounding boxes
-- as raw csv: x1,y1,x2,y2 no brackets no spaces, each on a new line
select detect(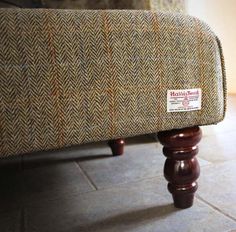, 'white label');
167,88,202,112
